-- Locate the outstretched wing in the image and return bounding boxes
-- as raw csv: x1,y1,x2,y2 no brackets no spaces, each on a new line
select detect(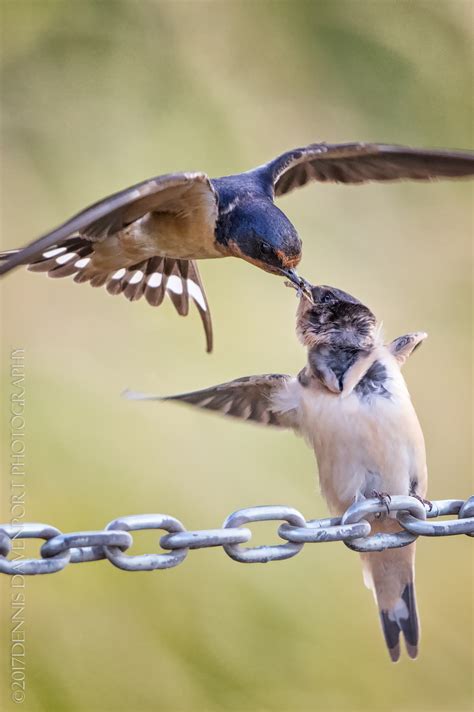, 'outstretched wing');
124,374,300,429
0,172,217,351
265,143,474,197
388,332,427,366
0,172,217,275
